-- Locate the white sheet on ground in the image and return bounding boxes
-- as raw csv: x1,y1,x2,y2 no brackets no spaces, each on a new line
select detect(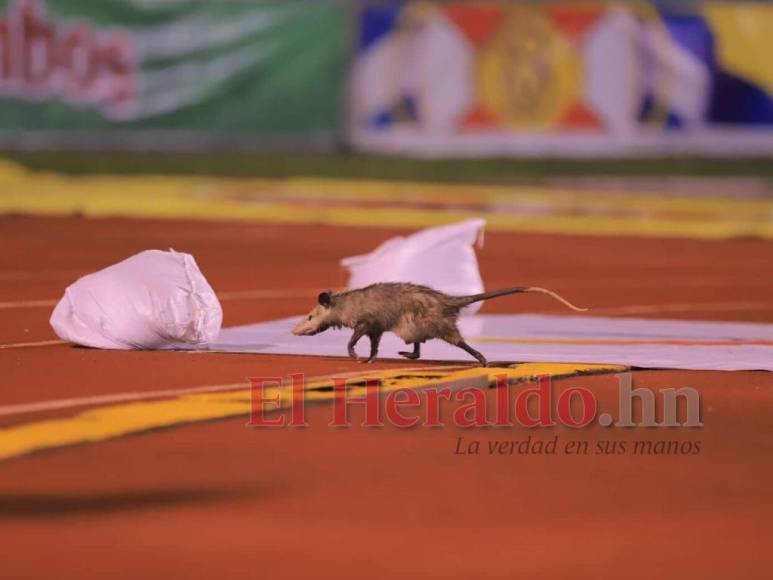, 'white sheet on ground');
201,314,773,371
